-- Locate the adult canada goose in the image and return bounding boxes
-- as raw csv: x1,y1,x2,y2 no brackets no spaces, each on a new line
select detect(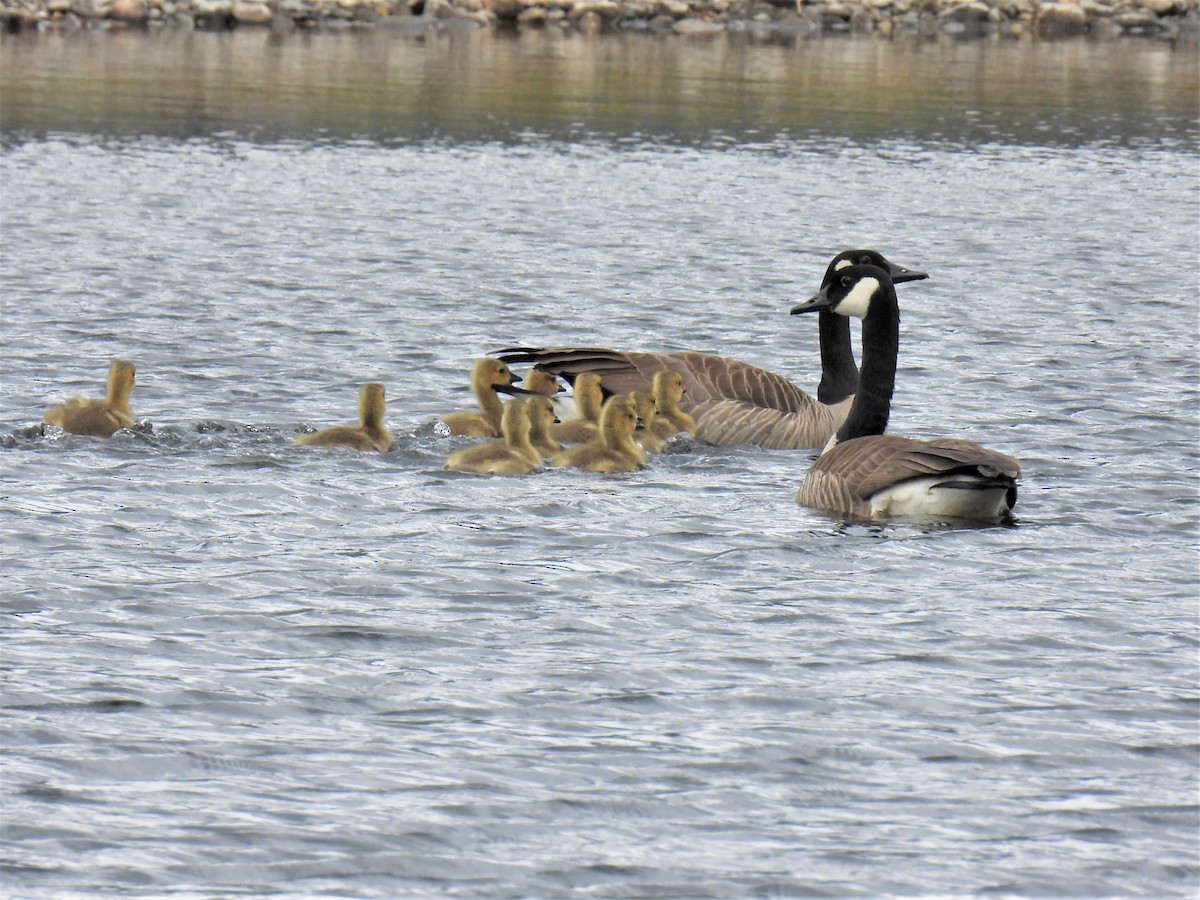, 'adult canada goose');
495,249,928,450
631,390,665,453
42,359,137,438
552,394,646,473
445,399,541,475
526,395,563,458
791,264,1020,521
550,372,604,444
295,382,394,453
648,370,695,441
440,358,521,437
